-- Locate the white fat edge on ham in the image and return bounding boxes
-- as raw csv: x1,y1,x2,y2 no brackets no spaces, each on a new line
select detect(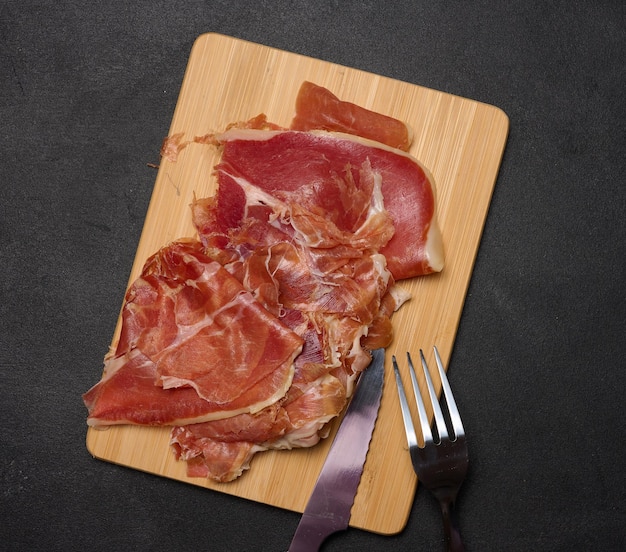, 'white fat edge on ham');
216,127,429,164
389,284,412,312
86,361,299,428
424,216,445,272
